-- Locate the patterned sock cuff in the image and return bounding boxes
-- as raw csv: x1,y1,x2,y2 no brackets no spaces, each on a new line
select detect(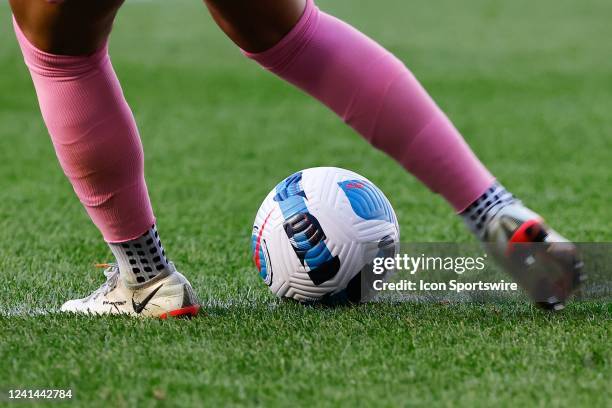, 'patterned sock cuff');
461,183,517,238
109,224,170,284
